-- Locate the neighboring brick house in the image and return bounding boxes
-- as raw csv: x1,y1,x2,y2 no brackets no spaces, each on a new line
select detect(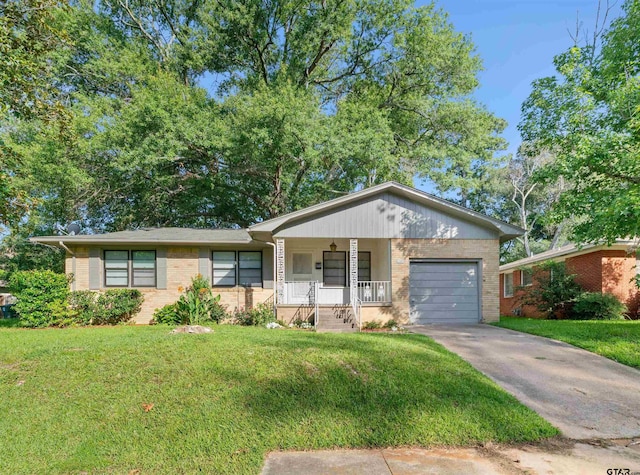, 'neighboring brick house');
500,241,640,318
31,182,523,330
